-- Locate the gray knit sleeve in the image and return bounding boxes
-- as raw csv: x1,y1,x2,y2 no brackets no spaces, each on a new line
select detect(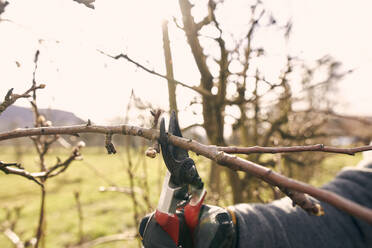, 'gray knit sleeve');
231,162,372,248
